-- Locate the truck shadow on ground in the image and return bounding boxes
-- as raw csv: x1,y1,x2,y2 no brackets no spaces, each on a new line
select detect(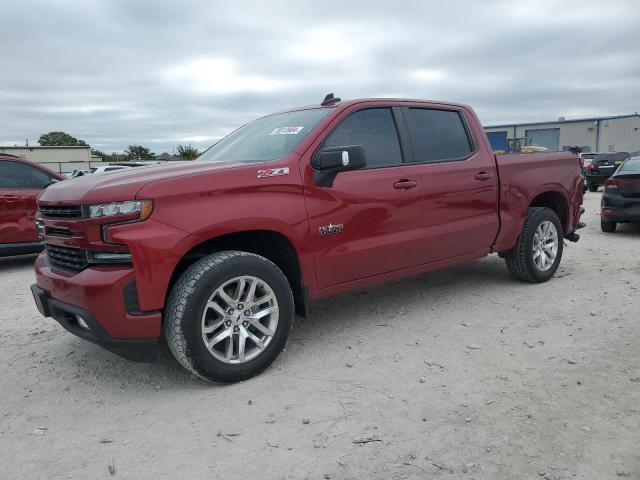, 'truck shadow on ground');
53,255,519,390
294,254,521,342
